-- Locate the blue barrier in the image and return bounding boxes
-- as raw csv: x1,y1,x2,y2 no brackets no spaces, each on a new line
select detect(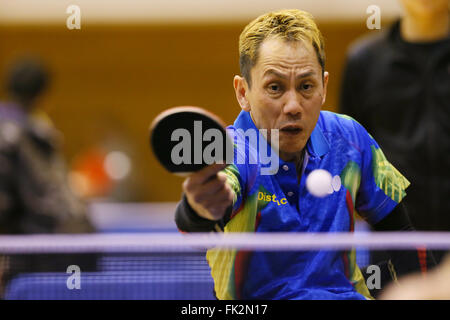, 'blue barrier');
5,271,215,300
